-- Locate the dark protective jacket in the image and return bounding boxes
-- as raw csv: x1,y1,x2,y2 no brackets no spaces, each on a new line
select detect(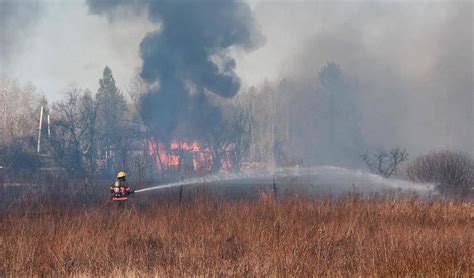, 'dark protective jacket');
110,179,132,201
